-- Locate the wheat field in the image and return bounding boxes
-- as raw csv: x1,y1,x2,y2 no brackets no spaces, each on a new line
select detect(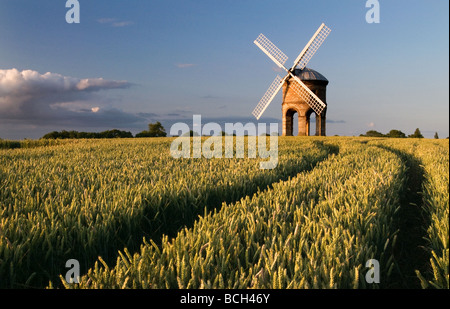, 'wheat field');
0,137,448,289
